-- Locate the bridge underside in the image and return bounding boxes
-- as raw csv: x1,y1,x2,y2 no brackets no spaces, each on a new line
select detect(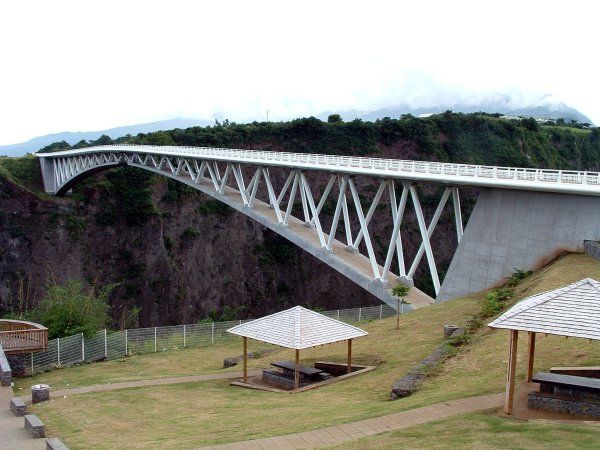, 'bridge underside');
439,188,600,299
133,163,435,309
